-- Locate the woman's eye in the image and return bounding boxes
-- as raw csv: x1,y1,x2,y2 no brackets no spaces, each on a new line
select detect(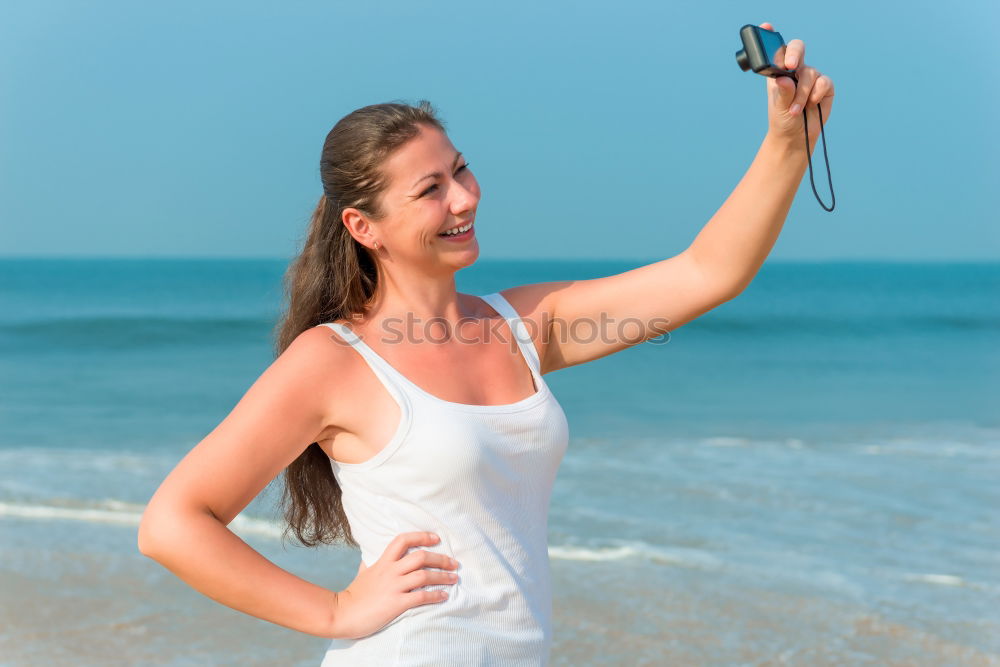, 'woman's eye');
420,163,470,197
